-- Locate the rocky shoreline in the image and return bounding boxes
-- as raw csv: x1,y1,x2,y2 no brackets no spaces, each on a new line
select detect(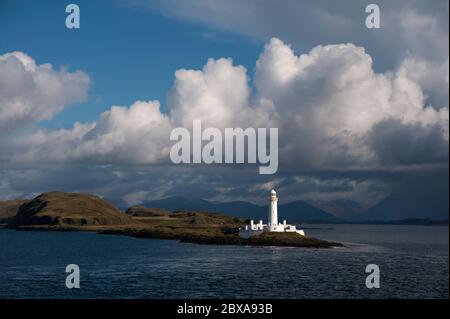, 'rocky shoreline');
9,224,343,248
101,227,343,248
